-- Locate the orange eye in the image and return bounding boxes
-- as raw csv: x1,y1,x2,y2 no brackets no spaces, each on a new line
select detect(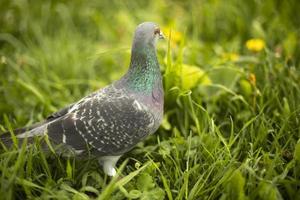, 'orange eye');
154,27,160,35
